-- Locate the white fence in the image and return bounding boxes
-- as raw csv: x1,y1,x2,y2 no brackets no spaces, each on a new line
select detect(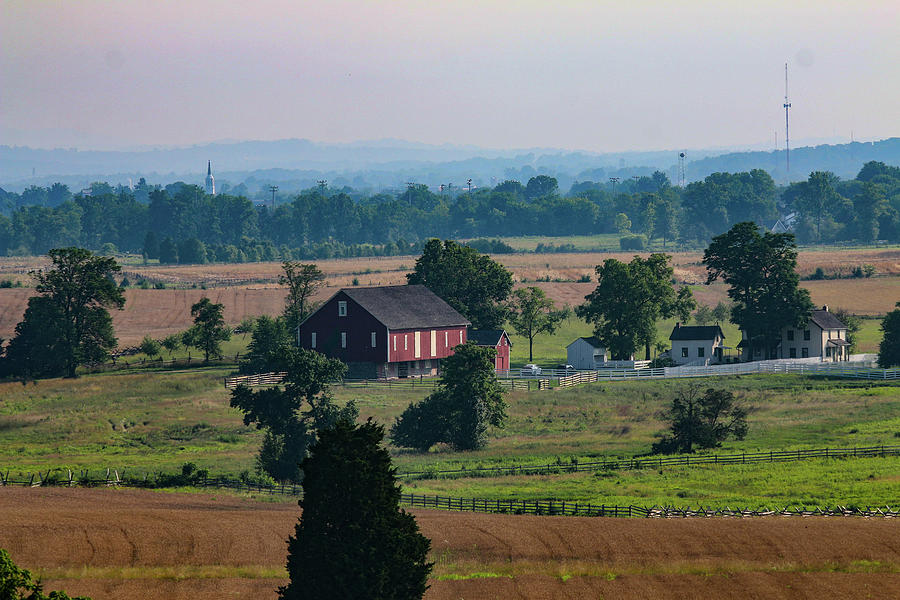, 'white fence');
500,356,896,385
